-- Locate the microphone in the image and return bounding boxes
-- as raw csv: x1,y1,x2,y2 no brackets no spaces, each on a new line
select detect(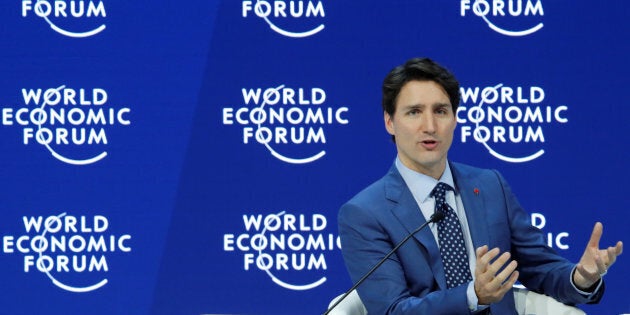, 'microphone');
324,211,445,315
